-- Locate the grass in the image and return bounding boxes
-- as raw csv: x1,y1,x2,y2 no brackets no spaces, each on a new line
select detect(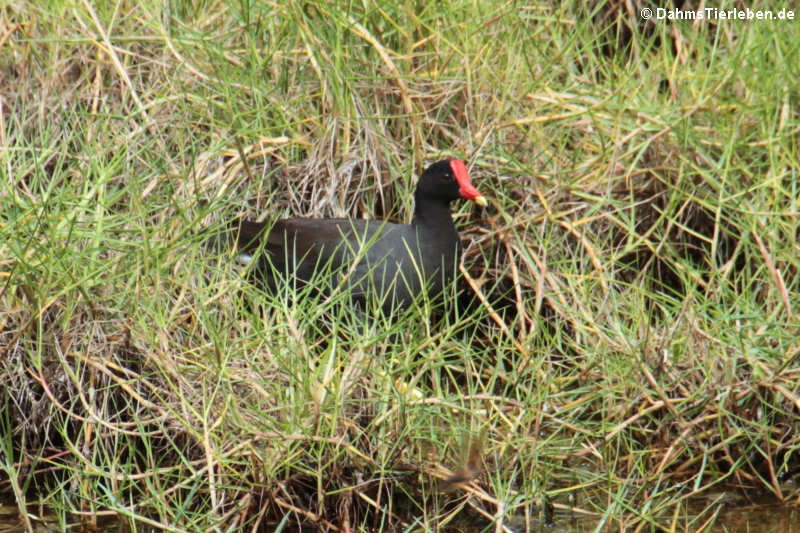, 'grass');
1,0,799,531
